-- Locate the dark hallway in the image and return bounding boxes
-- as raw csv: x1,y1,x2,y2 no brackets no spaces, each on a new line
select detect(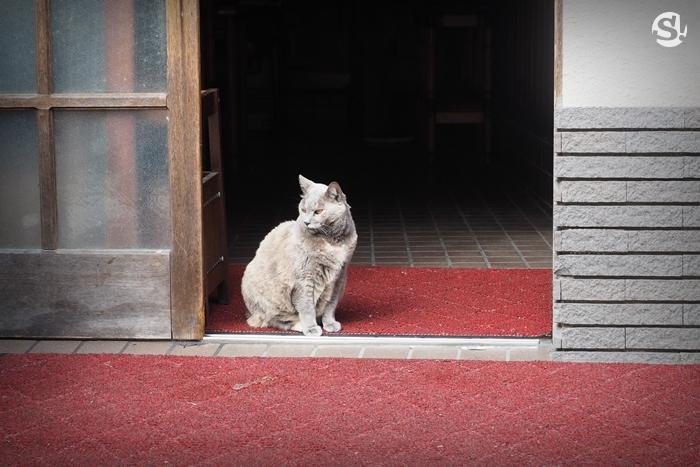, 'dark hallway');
200,0,554,269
